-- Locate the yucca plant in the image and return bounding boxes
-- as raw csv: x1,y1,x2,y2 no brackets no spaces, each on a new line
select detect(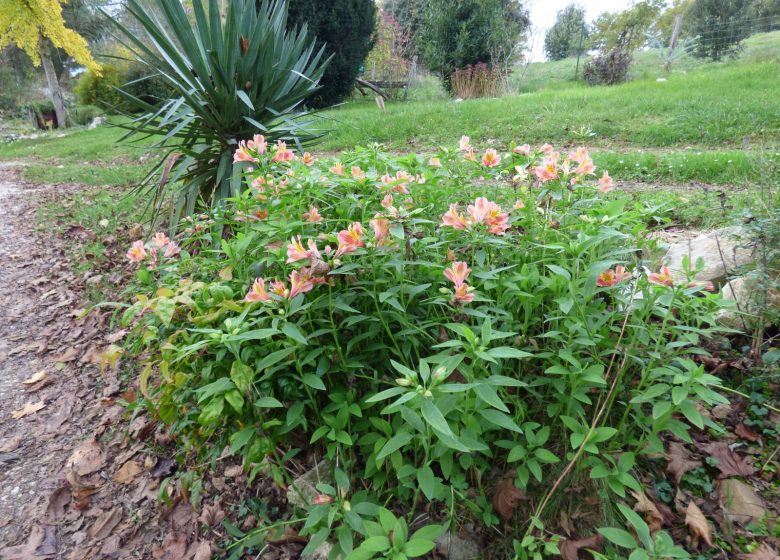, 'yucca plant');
108,0,329,218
